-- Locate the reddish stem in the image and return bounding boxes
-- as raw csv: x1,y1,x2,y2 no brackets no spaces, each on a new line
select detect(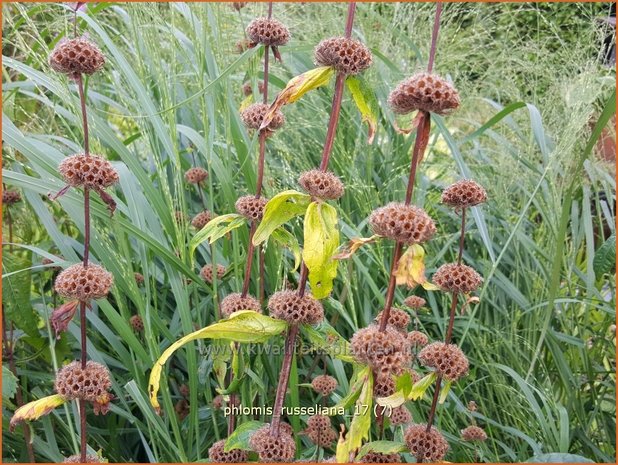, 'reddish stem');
76,75,90,156
269,324,299,436
427,2,443,74
7,205,14,253
318,73,346,171
241,222,257,298
259,249,266,304
457,208,466,265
